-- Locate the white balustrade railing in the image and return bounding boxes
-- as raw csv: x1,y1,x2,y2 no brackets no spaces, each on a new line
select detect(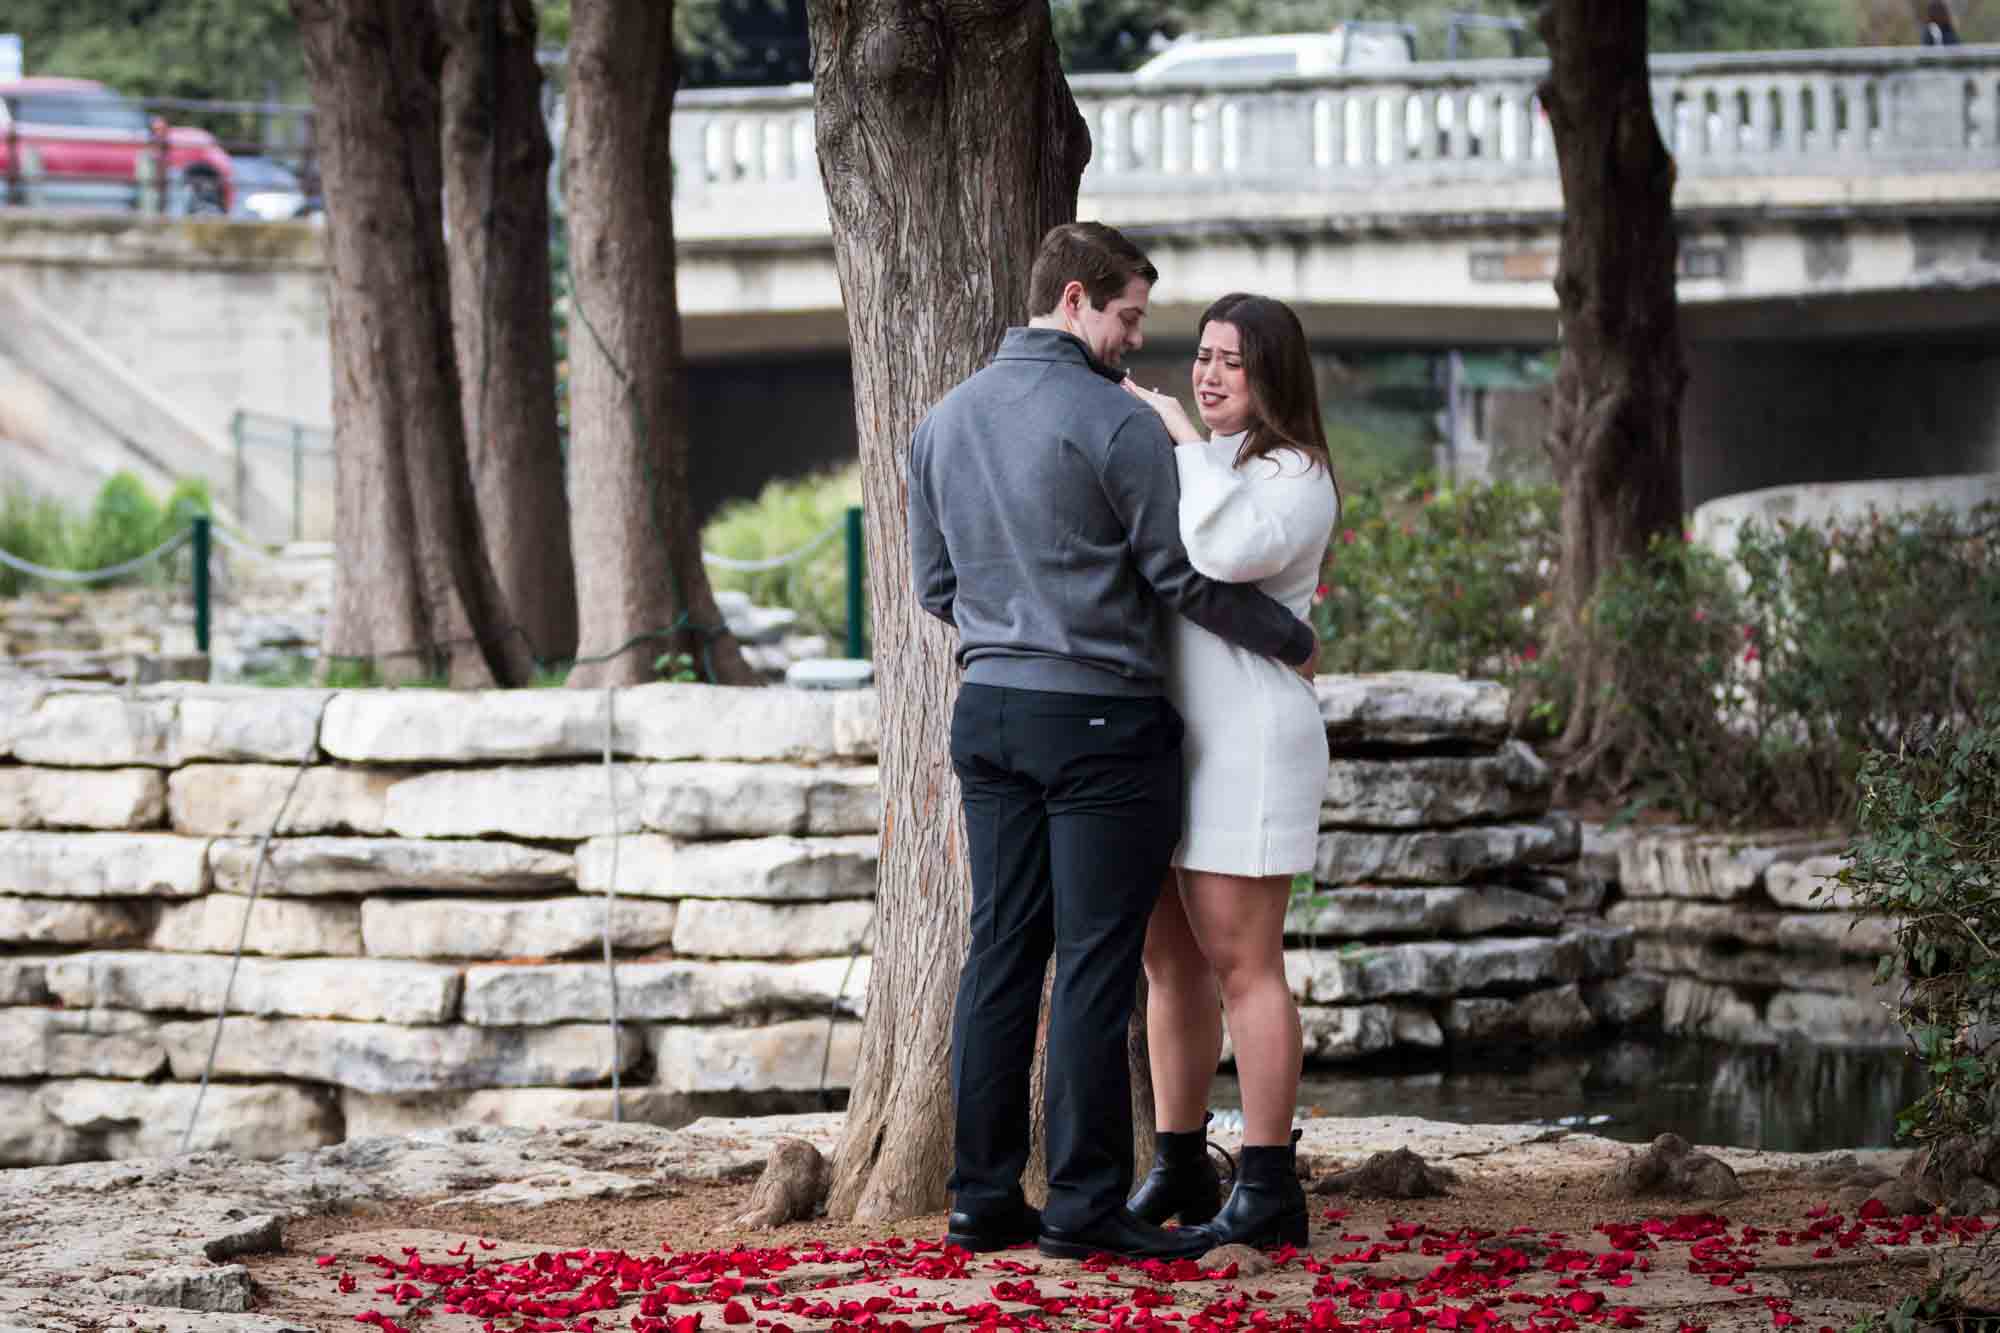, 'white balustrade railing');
668,46,2000,215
